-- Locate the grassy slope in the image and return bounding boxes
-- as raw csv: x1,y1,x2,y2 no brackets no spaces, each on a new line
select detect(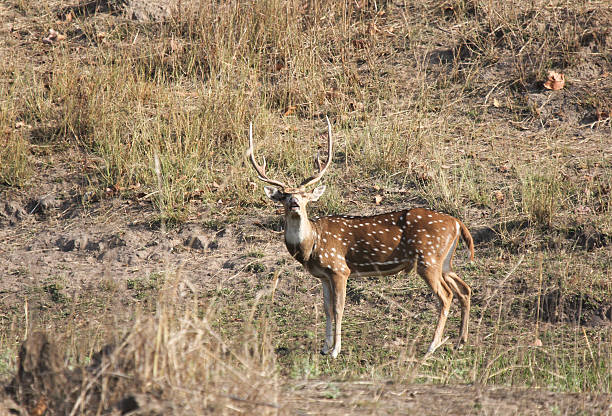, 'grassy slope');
0,0,610,413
